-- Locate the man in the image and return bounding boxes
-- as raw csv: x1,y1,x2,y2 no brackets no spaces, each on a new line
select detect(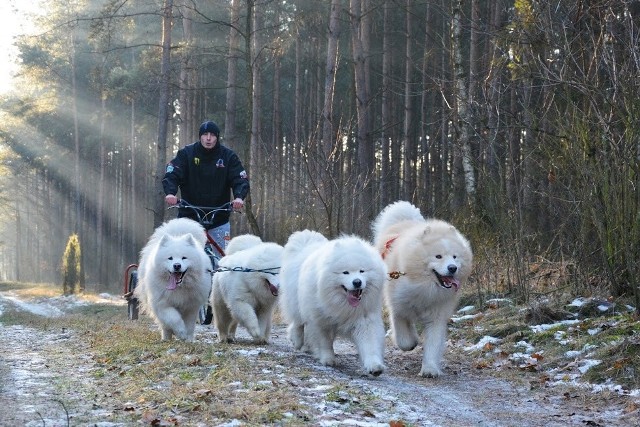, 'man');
163,120,250,252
